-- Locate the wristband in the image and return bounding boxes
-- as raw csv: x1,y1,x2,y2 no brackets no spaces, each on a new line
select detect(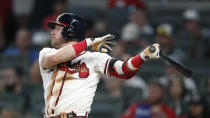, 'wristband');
72,40,87,55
